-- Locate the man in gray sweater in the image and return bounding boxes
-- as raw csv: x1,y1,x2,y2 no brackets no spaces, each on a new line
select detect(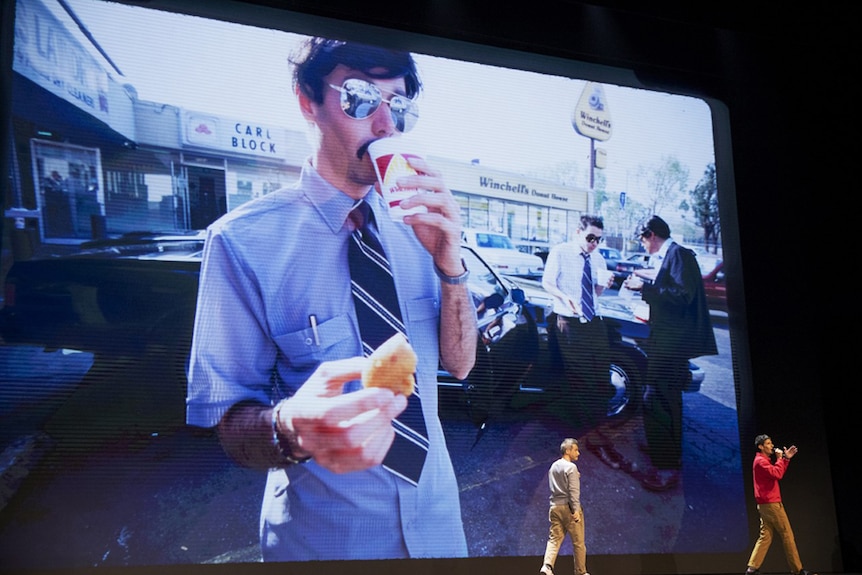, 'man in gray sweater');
540,438,589,575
